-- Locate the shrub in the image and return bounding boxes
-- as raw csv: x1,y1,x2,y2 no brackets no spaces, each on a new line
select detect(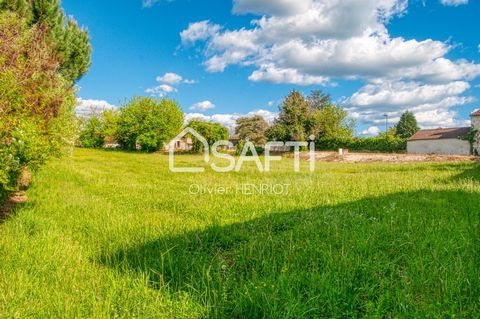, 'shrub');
136,132,160,153
235,140,264,156
78,116,106,148
316,136,407,153
0,12,77,198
